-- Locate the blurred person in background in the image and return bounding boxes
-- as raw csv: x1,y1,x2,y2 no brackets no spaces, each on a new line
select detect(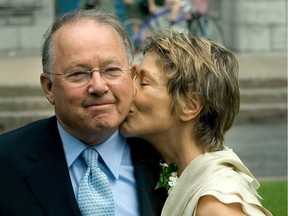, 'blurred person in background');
123,0,178,24
55,0,83,16
81,0,127,20
191,0,212,14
